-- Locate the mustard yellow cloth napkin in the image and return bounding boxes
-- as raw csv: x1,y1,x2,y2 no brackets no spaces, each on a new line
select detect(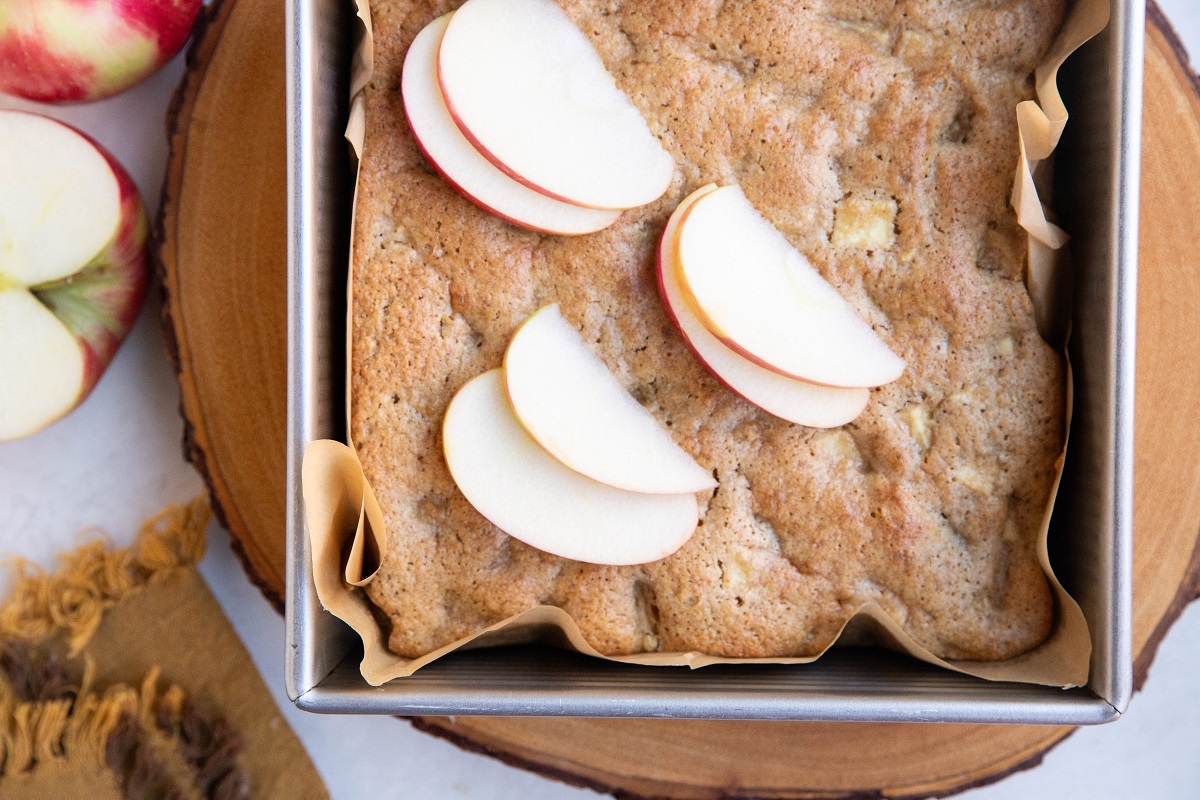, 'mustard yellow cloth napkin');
0,499,329,800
